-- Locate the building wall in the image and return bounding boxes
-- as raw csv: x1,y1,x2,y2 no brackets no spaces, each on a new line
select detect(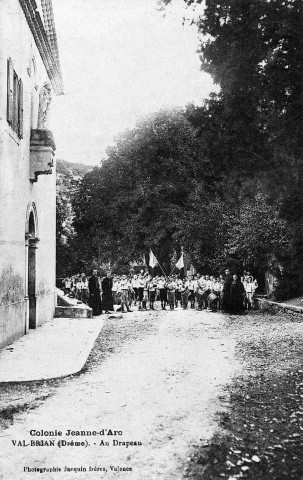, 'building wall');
0,0,56,348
